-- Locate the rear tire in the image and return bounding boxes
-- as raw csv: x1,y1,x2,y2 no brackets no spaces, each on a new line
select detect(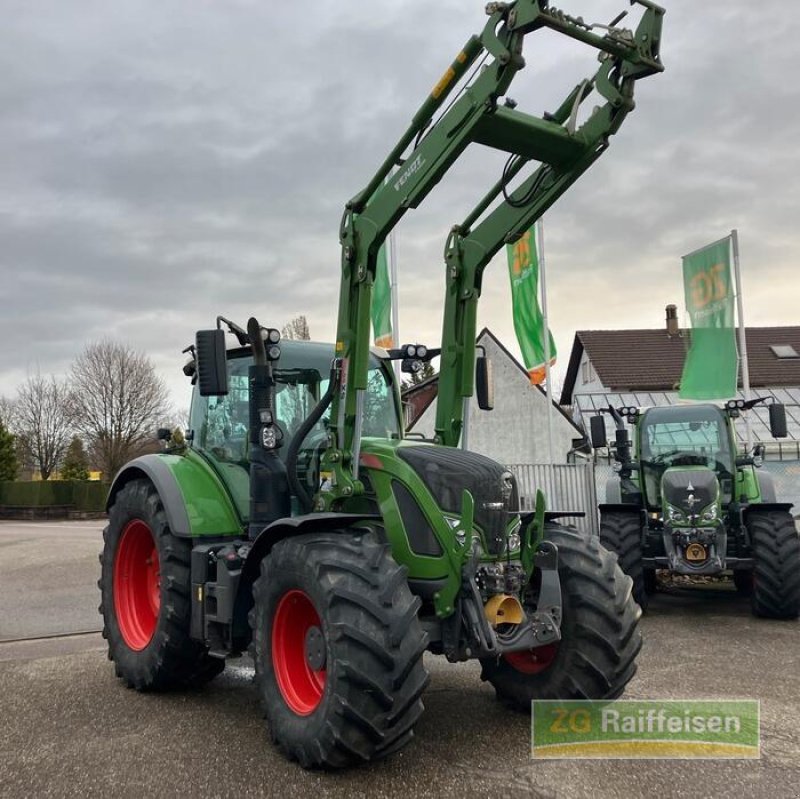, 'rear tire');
599,511,649,610
250,530,429,769
748,510,800,619
99,479,224,690
480,524,642,708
